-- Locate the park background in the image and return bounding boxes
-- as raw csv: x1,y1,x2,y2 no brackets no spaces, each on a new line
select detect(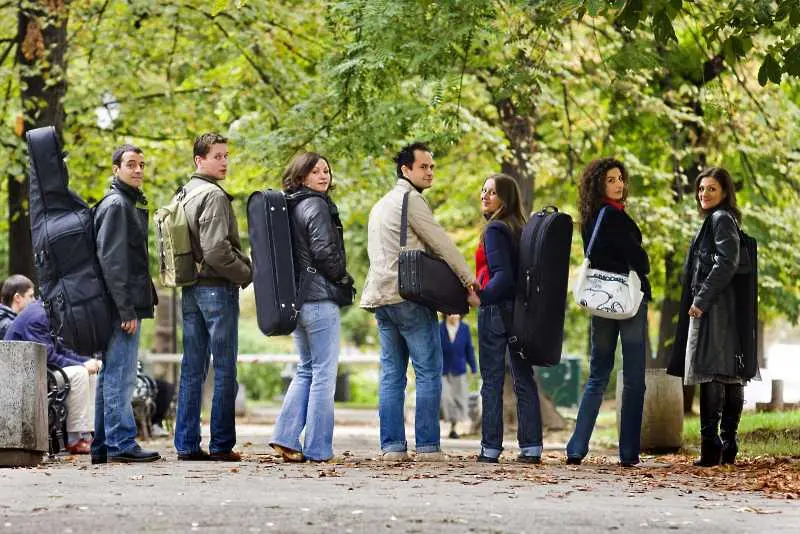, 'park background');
0,0,798,451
